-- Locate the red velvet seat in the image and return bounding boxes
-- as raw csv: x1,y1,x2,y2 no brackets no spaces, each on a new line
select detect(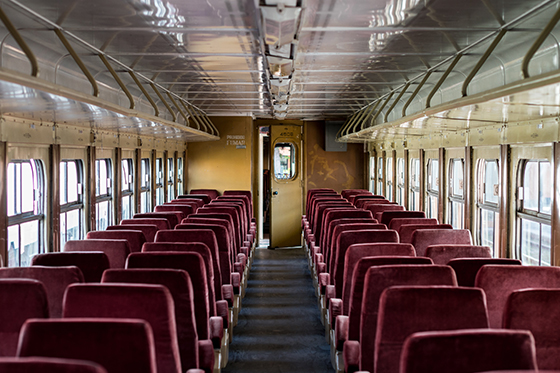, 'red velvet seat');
121,218,170,231
341,189,369,199
475,265,560,328
347,193,372,204
364,204,404,219
426,244,492,265
64,239,130,268
185,213,237,249
171,198,204,209
32,252,110,283
208,202,247,240
388,217,438,232
447,258,521,287
353,195,387,208
398,223,453,244
86,230,146,253
0,266,83,318
341,264,456,373
178,194,211,204
107,224,158,242
379,210,426,226
307,195,343,223
63,283,182,373
223,190,253,217
102,269,215,373
320,217,377,264
410,228,472,256
134,213,181,228
400,329,537,373
190,189,220,200
0,357,108,373
197,207,242,249
155,204,193,220
181,218,236,258
312,204,353,243
320,209,375,251
18,318,157,373
375,286,489,373
0,279,48,357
